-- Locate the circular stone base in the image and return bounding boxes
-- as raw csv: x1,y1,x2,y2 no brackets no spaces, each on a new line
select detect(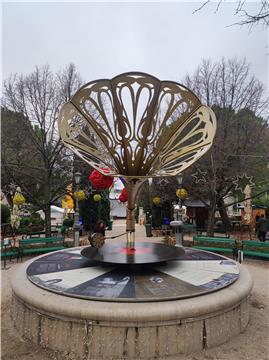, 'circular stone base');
11,247,253,360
